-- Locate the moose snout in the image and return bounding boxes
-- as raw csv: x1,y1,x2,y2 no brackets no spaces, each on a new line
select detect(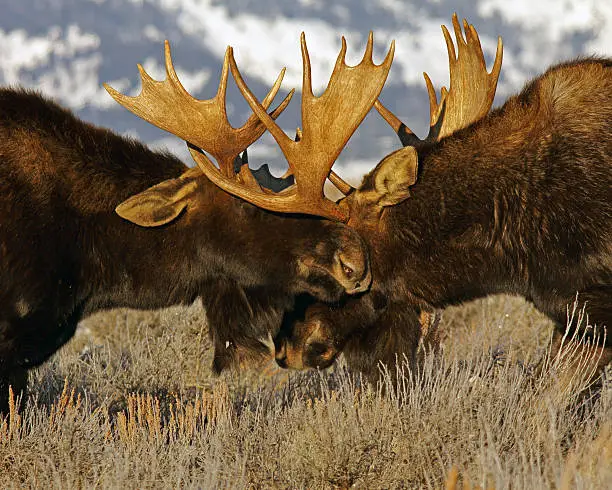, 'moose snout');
302,340,338,369
274,316,340,370
275,337,339,370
